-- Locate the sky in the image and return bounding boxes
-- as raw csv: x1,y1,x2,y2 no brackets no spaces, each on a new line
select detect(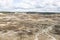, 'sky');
0,0,60,12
